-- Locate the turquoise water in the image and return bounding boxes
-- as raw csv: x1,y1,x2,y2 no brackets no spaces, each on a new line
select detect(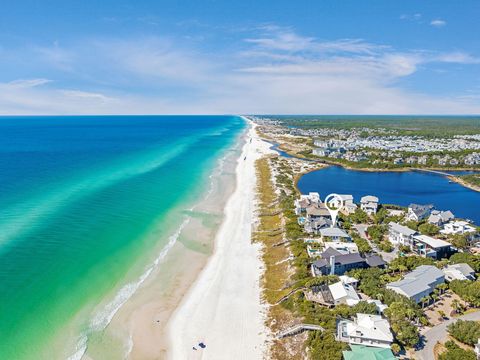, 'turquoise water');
0,116,245,359
298,166,480,224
